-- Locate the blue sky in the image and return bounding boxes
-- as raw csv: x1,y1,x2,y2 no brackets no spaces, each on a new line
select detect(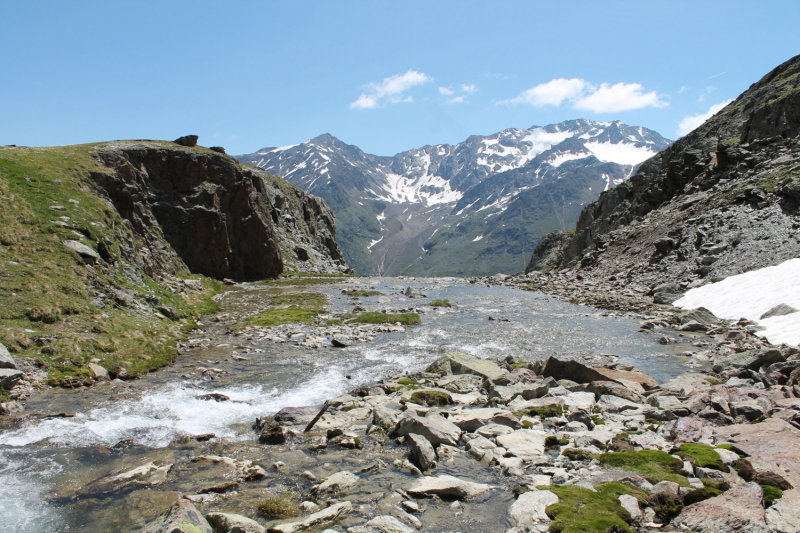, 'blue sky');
1,1,798,156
